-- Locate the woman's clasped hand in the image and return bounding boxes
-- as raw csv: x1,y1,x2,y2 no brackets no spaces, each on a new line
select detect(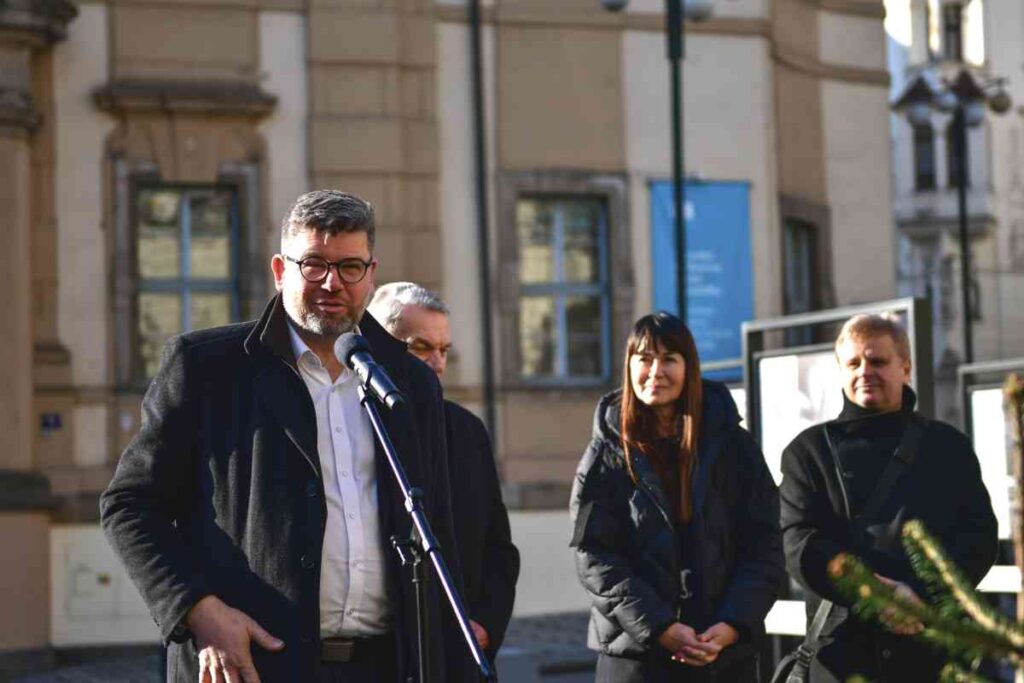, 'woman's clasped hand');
658,622,739,666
